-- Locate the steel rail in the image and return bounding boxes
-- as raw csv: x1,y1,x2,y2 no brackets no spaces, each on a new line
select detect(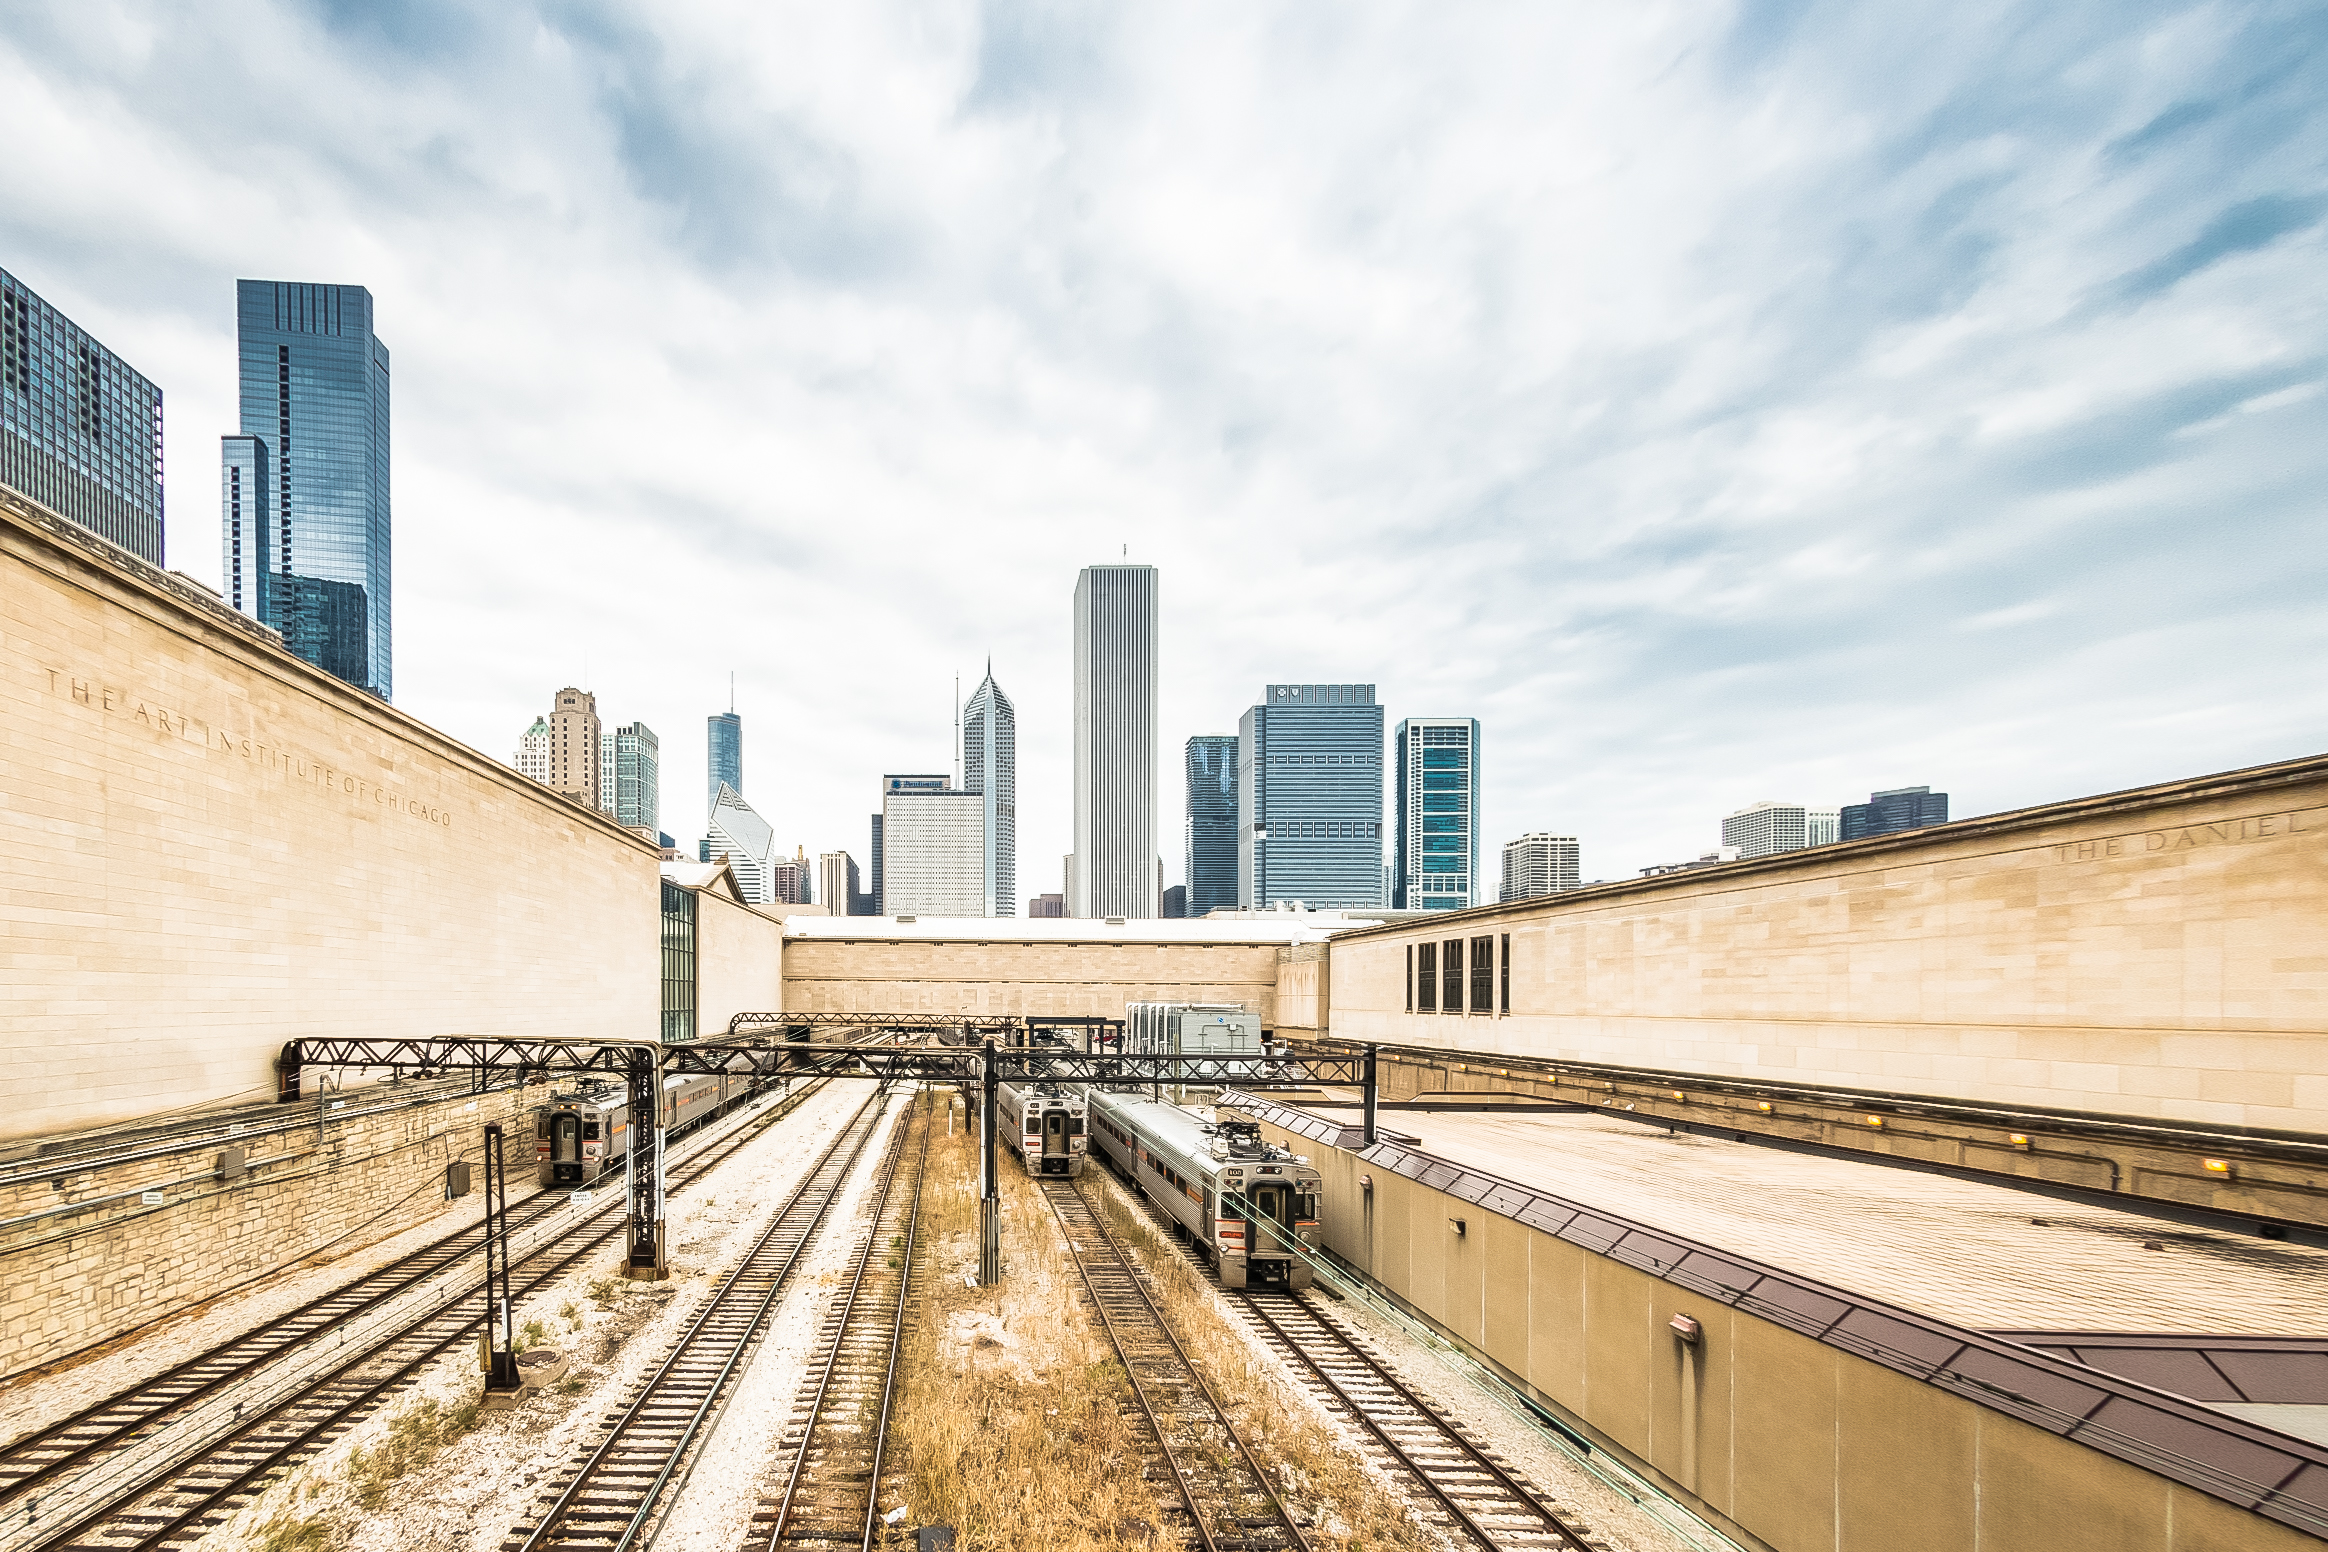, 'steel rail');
1233,1290,1590,1551
1042,1179,1309,1552
761,1096,930,1550
20,1082,833,1552
507,1087,896,1552
0,1110,621,1507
